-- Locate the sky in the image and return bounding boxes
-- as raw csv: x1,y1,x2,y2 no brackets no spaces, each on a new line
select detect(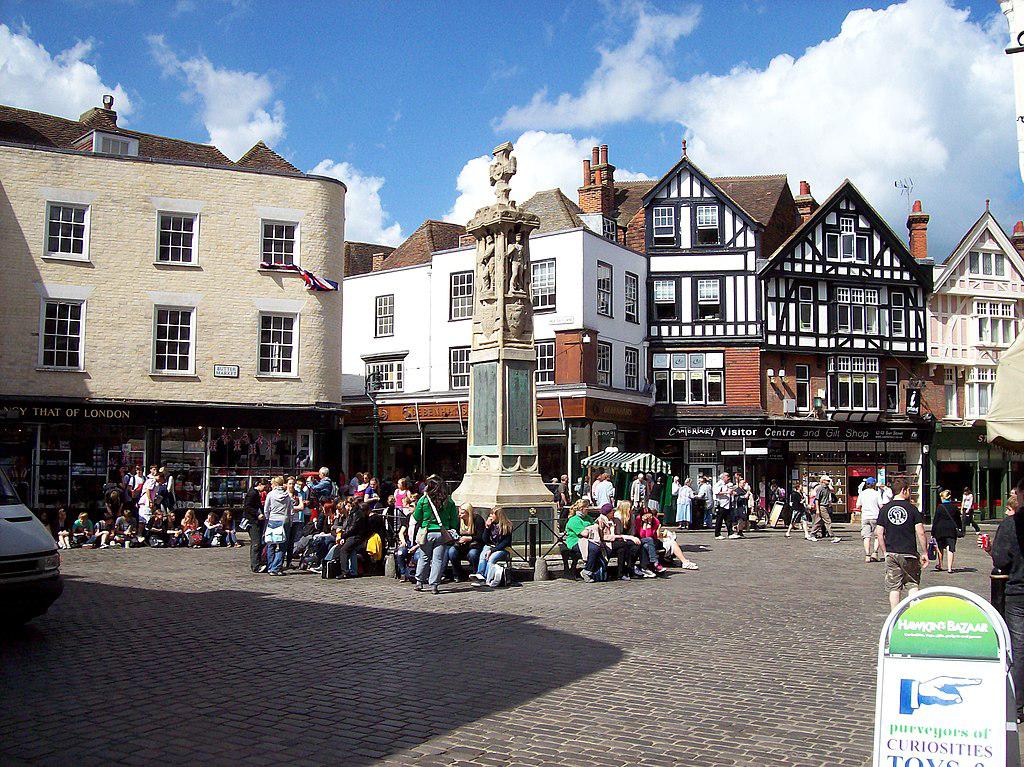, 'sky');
1,0,1021,258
